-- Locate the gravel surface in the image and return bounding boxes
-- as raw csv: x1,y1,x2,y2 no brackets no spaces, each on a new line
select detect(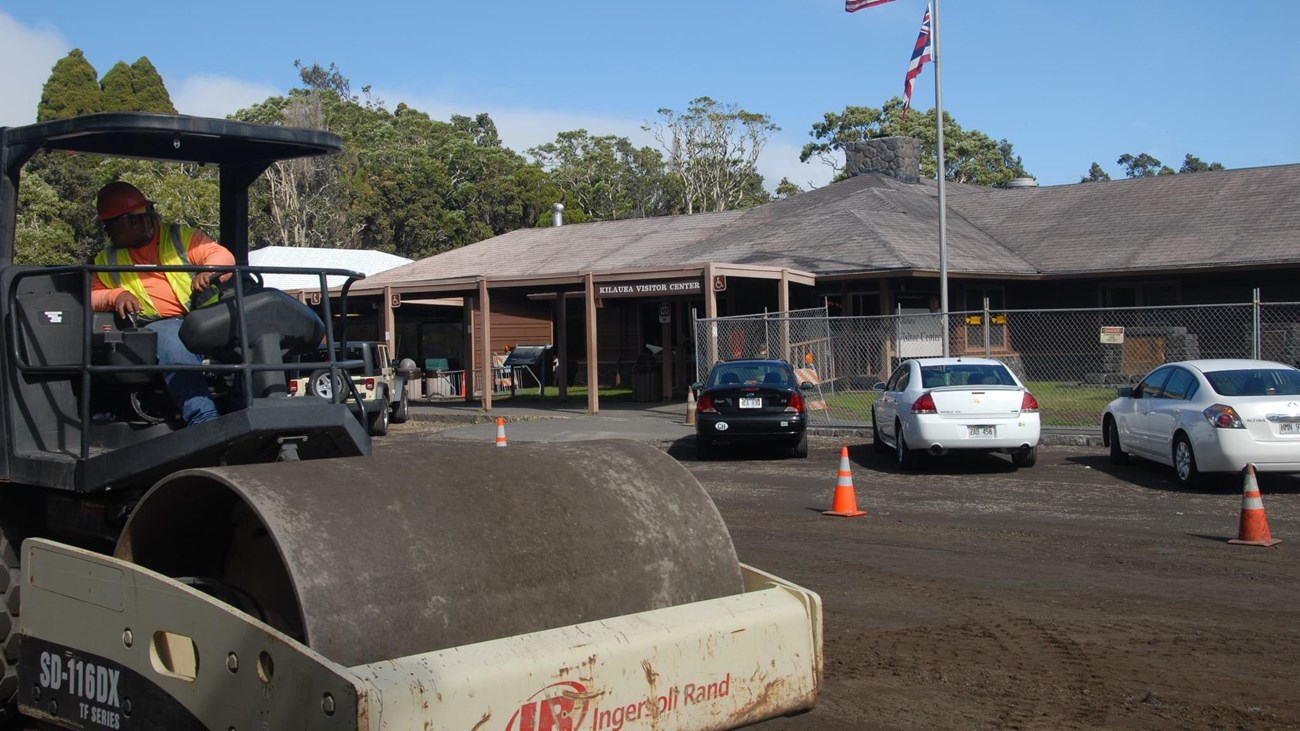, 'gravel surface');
386,424,1300,730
